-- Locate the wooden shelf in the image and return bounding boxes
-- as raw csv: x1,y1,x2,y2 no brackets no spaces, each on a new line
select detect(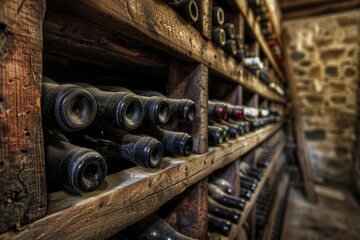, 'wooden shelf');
1,123,284,240
48,0,285,103
264,0,282,46
229,0,285,82
261,173,289,240
226,140,286,240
